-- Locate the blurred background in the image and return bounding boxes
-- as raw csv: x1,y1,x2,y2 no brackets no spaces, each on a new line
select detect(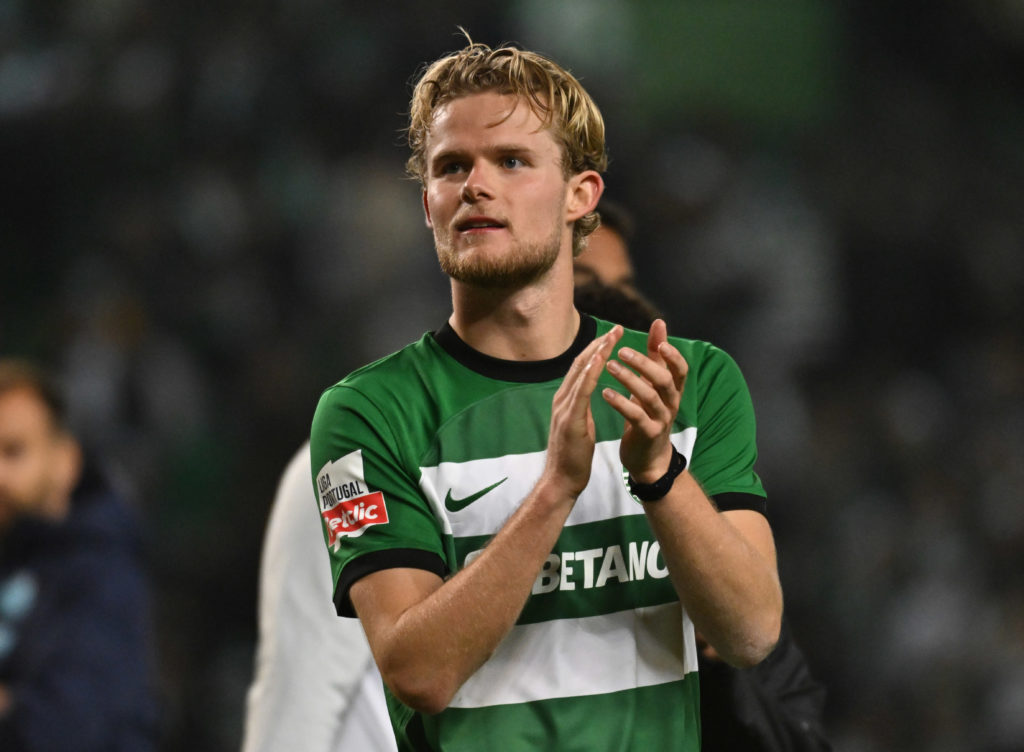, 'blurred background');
3,1,1023,750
